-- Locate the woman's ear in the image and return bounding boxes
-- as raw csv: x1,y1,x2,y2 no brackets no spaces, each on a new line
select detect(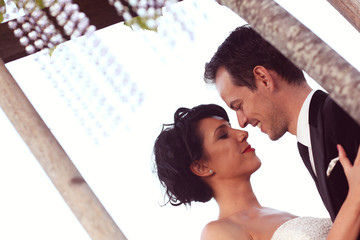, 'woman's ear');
253,66,275,92
190,160,213,177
